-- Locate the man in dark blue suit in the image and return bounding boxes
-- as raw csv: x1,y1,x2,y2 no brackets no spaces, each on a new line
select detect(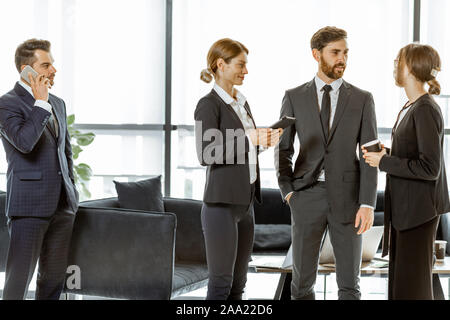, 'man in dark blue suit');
0,39,79,300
